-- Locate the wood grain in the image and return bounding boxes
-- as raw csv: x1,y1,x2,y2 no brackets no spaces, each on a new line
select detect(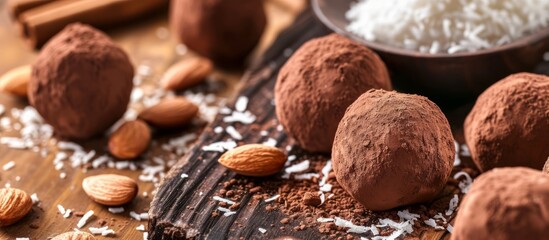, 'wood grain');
0,1,303,239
